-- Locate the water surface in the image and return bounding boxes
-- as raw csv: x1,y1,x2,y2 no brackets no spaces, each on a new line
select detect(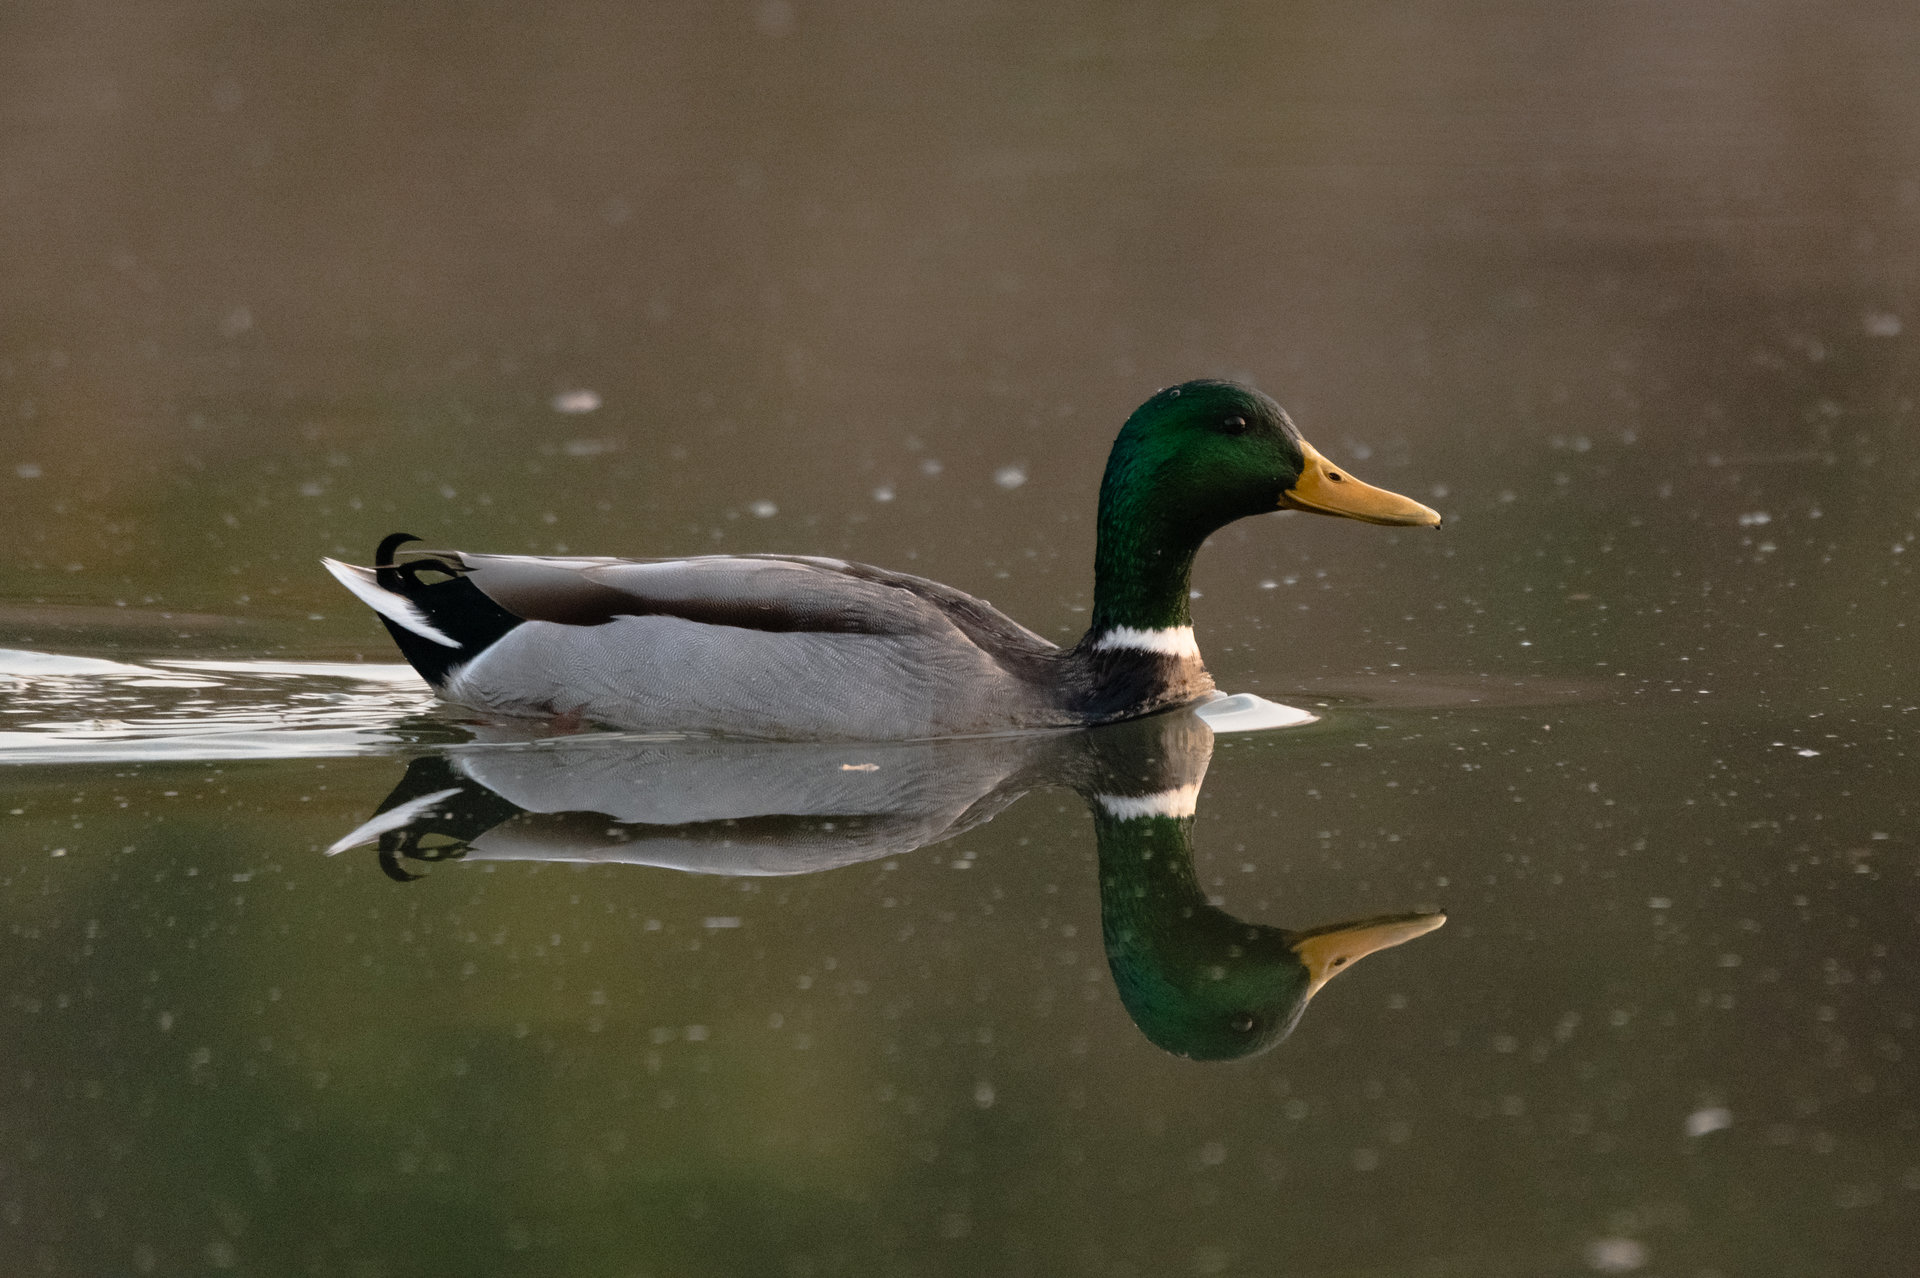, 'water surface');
3,3,1918,1275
